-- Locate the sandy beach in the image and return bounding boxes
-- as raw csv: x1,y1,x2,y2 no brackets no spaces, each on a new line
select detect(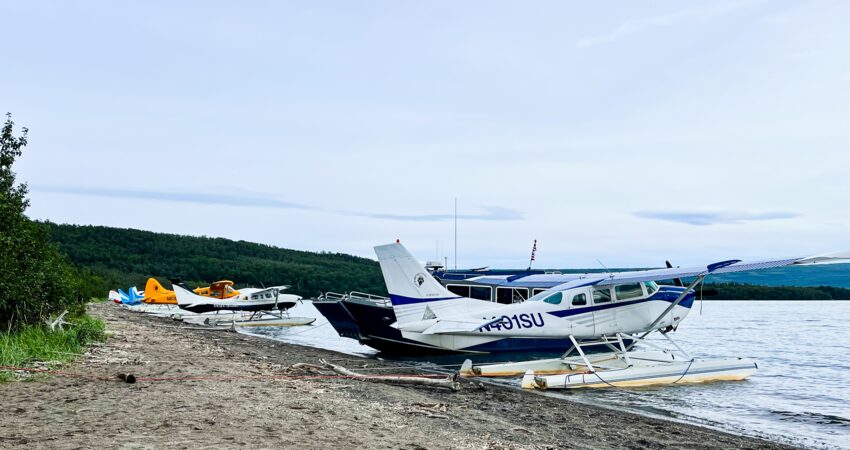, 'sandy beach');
0,303,796,449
